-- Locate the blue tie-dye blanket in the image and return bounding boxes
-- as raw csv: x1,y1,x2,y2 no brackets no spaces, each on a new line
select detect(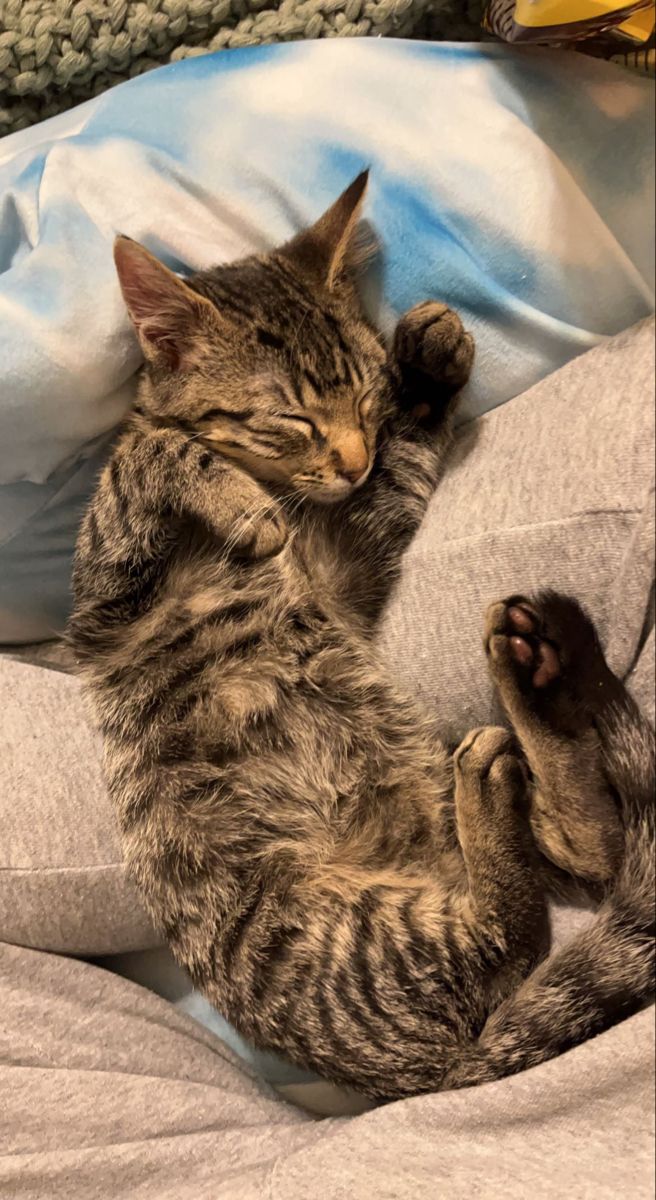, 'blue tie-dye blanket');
0,40,653,640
